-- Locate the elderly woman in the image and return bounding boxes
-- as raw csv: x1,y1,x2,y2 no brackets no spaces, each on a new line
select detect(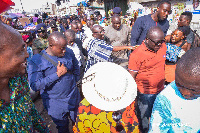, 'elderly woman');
0,21,49,132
